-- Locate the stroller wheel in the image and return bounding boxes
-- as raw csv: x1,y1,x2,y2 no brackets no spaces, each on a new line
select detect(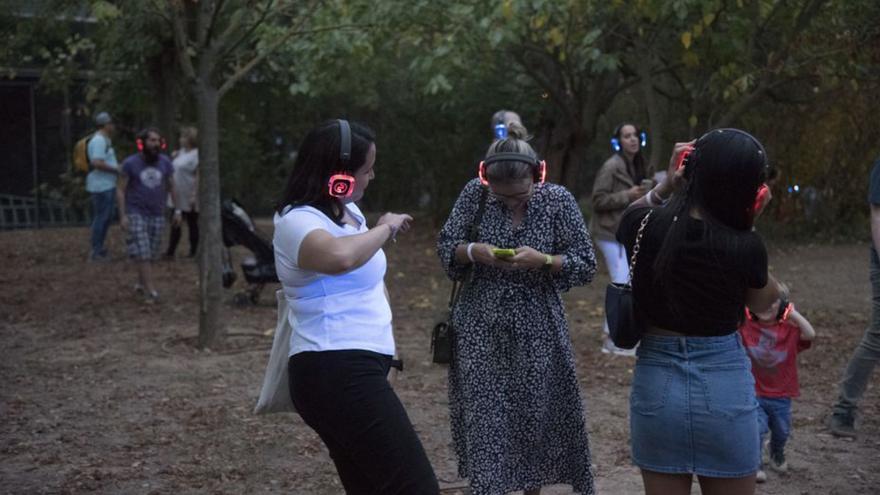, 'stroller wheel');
232,293,251,306
249,291,260,304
